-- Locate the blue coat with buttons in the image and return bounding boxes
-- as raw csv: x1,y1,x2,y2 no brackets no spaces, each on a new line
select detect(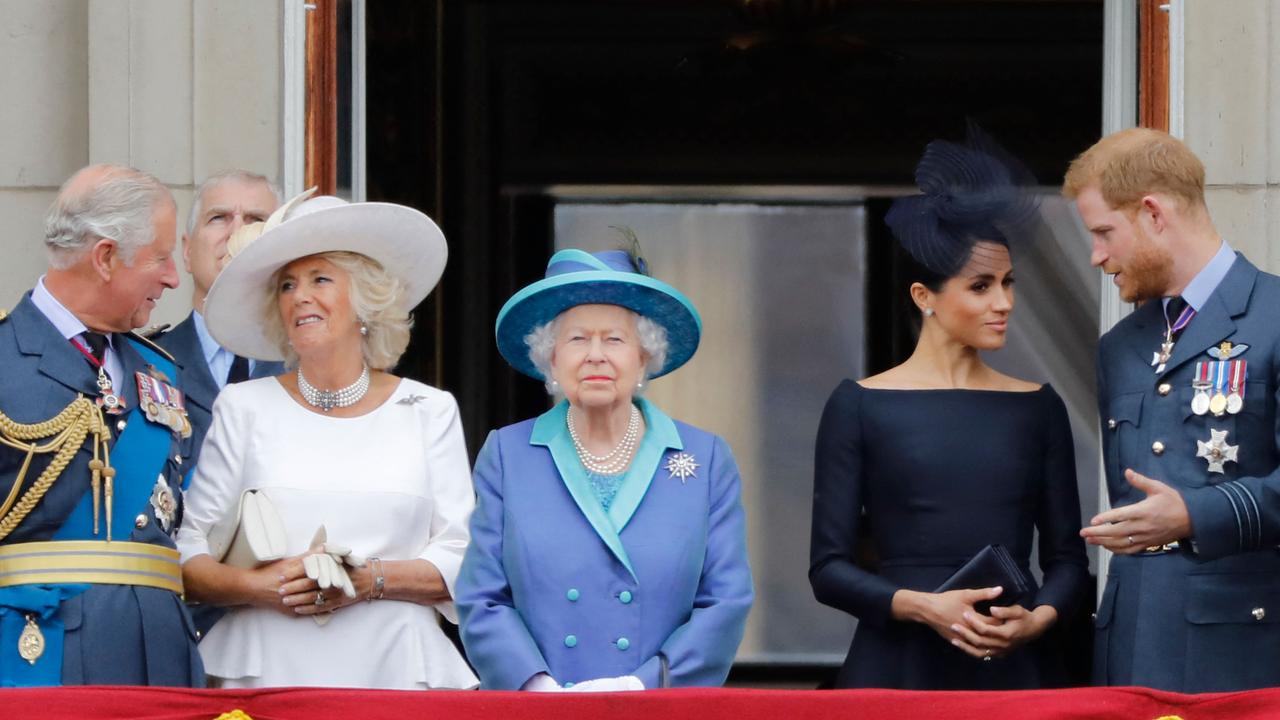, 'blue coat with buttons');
1095,255,1280,692
0,293,203,687
456,398,754,690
